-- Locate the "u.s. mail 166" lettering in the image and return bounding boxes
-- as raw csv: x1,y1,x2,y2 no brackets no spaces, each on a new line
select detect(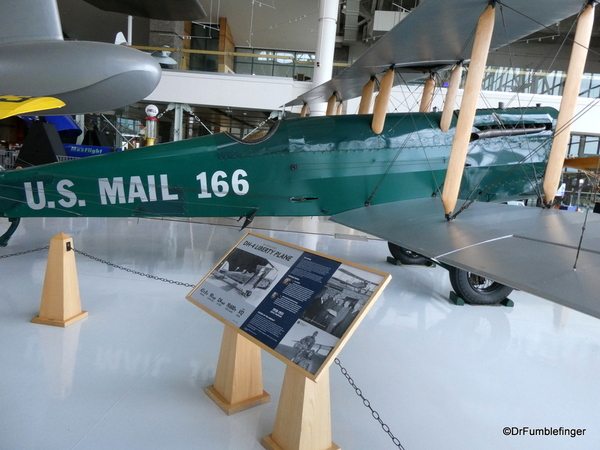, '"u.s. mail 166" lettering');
23,170,249,210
